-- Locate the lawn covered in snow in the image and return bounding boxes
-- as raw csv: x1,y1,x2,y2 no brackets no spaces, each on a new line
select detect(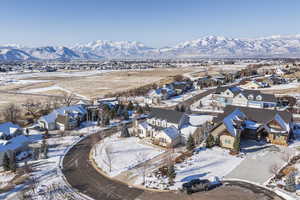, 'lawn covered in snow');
92,134,164,177
172,147,243,189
